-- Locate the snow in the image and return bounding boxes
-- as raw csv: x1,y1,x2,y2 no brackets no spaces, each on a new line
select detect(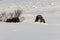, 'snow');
0,13,60,40
0,0,60,40
0,22,60,40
